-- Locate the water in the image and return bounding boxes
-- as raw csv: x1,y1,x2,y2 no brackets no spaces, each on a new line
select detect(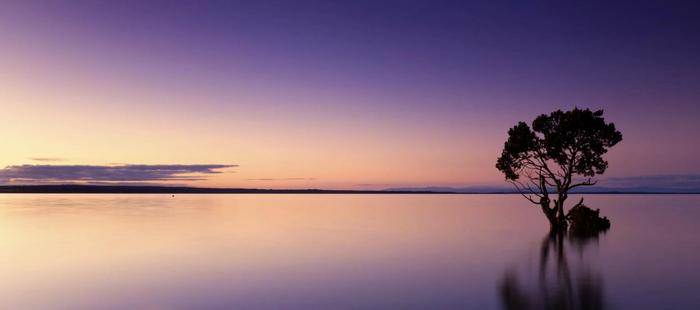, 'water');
0,194,698,309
